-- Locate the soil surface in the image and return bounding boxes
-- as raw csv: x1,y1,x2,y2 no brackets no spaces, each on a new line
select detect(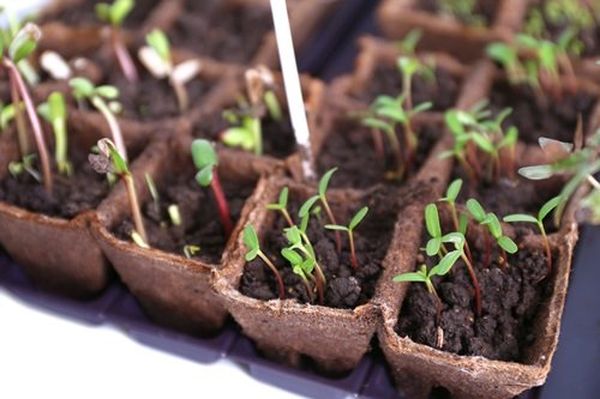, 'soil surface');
167,0,272,64
358,65,460,112
114,169,255,264
419,0,498,26
40,0,160,28
490,82,596,144
0,149,109,219
316,117,441,189
397,237,552,361
240,187,401,308
194,108,297,159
